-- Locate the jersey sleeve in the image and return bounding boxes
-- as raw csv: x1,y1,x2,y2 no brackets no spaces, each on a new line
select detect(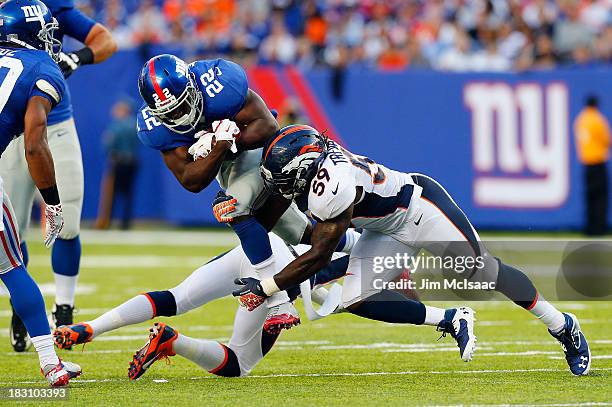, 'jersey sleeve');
308,163,357,221
136,107,193,152
55,7,96,43
195,59,249,123
30,60,66,108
